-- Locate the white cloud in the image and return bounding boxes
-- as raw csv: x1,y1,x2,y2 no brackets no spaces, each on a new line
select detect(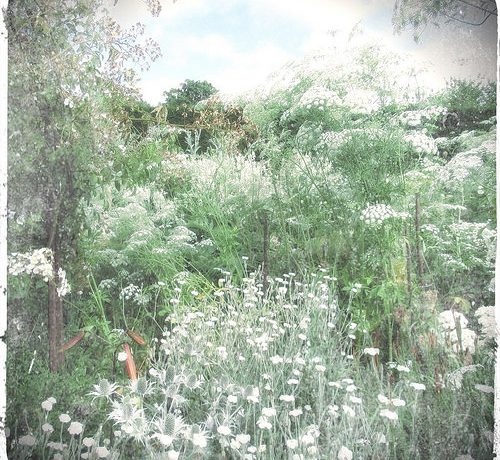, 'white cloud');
138,40,293,102
250,0,372,34
208,44,293,94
